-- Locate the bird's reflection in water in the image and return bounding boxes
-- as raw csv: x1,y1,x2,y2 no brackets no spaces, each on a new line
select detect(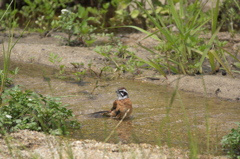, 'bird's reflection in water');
115,119,133,144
